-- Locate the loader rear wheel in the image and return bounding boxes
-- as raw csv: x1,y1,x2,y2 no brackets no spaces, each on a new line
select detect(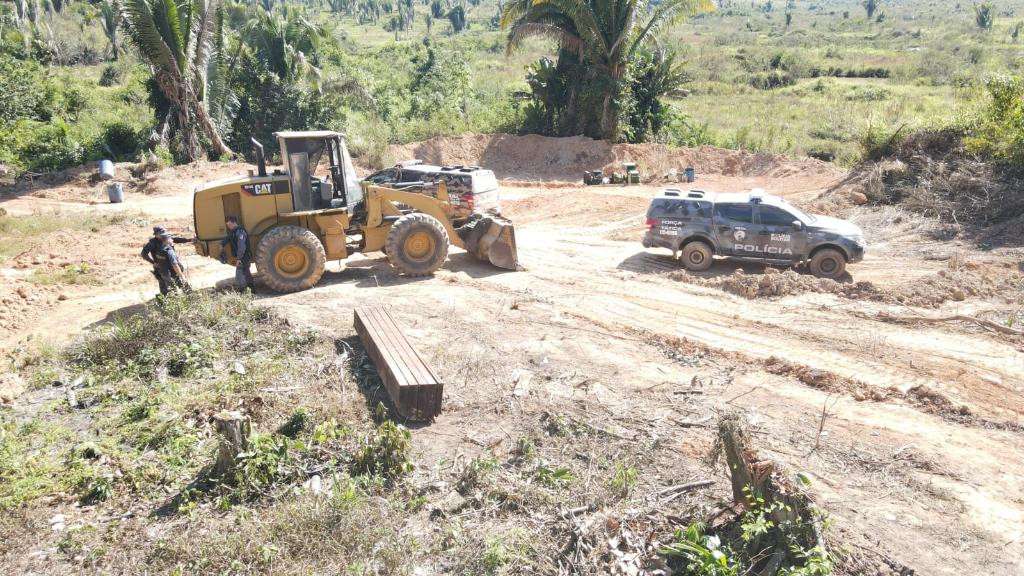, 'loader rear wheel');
256,225,326,293
385,213,449,276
